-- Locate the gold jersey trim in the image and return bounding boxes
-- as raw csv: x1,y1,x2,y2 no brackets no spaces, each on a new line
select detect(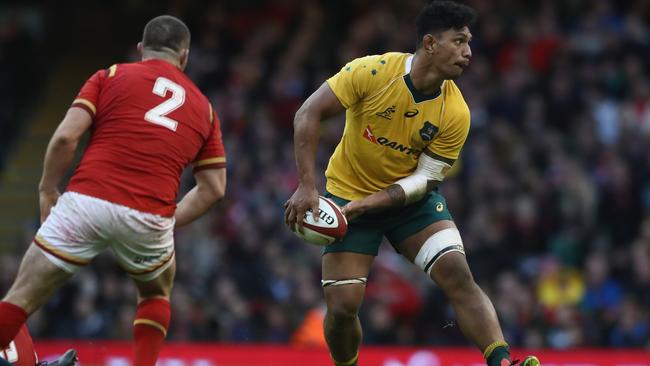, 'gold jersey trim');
193,156,226,167
72,98,96,115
